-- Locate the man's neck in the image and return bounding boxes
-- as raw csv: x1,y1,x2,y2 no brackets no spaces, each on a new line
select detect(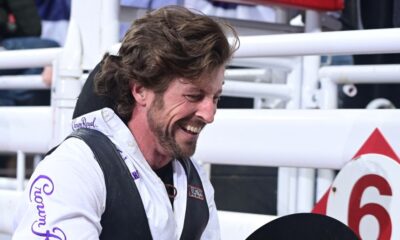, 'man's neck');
128,110,172,170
